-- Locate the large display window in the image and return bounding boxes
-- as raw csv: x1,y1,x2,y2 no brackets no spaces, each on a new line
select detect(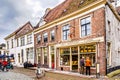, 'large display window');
80,45,96,67
60,48,70,66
